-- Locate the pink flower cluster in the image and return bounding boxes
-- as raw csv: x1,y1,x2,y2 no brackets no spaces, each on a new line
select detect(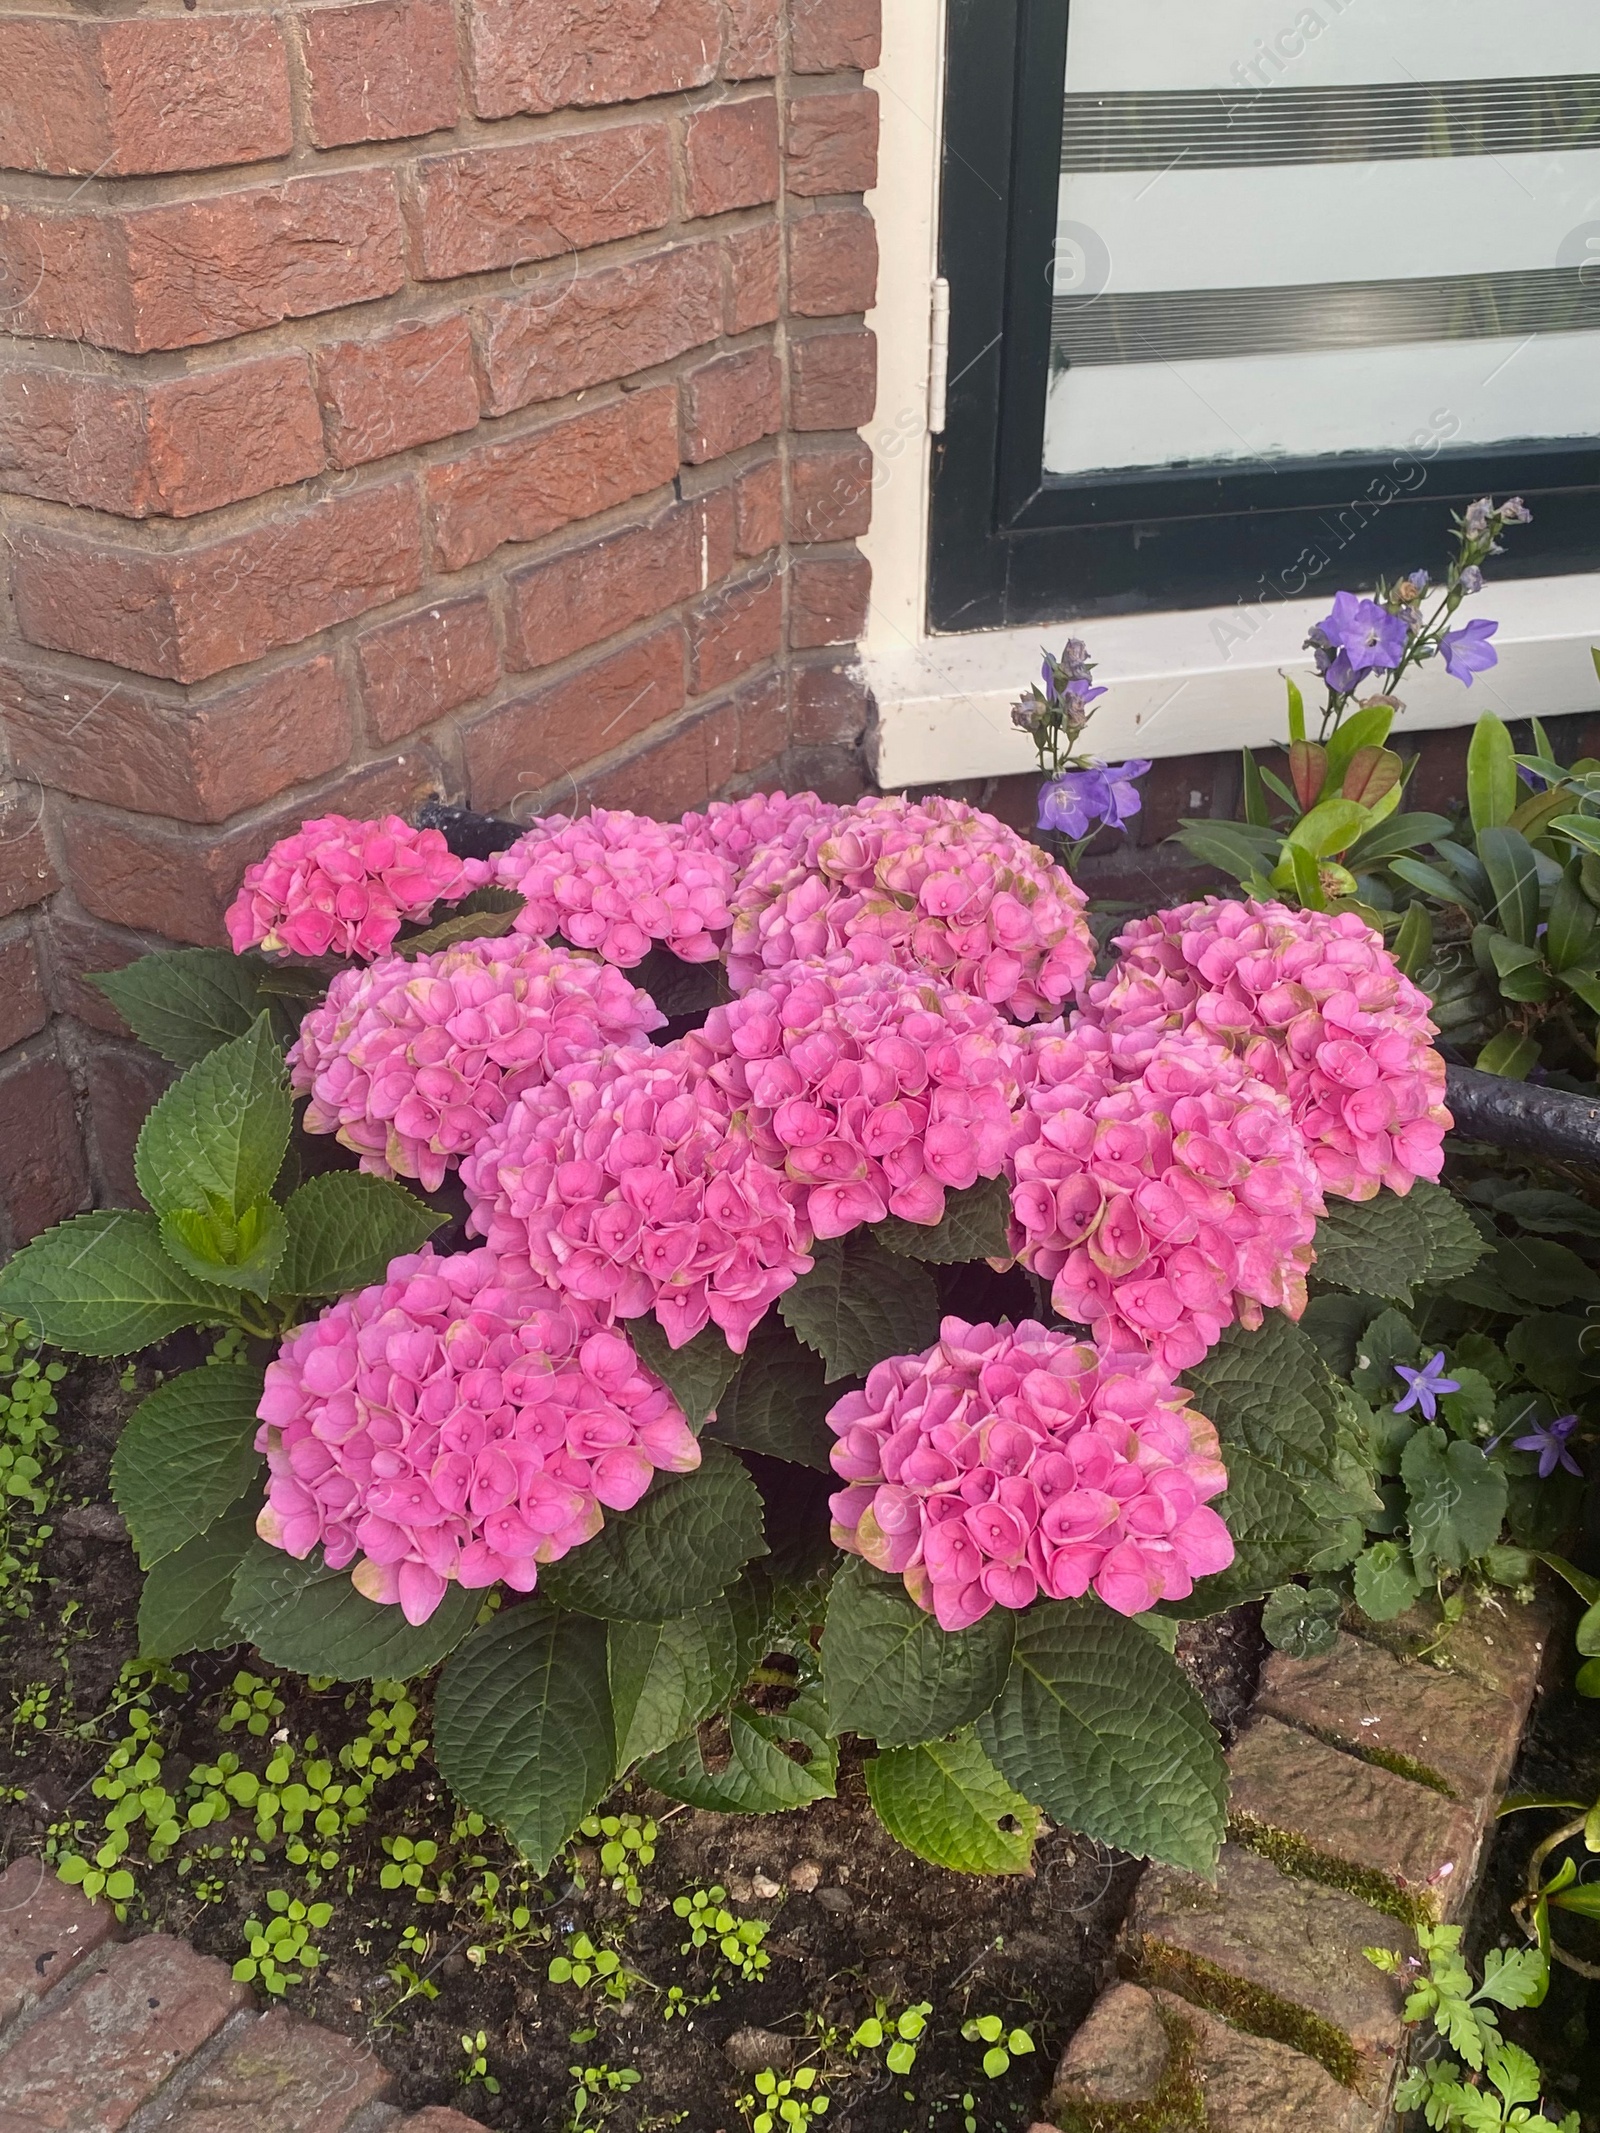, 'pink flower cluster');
1010,1026,1323,1372
727,795,1095,1020
1084,898,1448,1200
462,1043,815,1352
680,790,841,872
255,1247,701,1625
693,957,1028,1237
828,1315,1234,1627
289,938,665,1191
225,815,487,962
492,810,735,967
